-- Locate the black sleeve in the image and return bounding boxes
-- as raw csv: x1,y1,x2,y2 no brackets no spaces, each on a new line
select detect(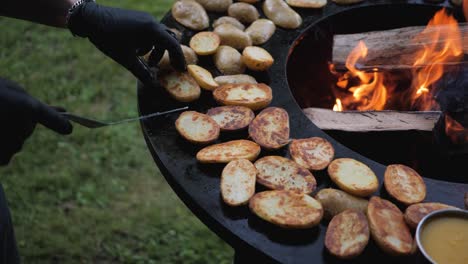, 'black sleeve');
0,184,20,264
